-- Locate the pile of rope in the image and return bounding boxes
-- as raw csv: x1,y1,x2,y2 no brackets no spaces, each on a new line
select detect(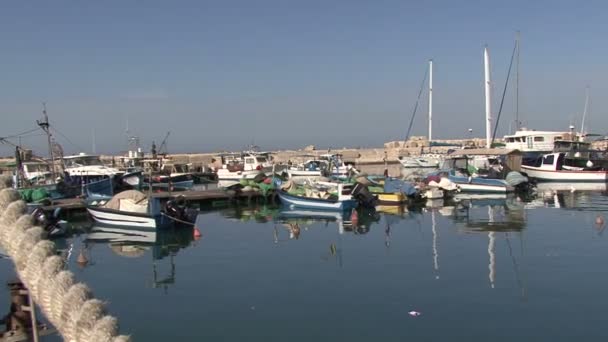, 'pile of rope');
0,175,130,341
